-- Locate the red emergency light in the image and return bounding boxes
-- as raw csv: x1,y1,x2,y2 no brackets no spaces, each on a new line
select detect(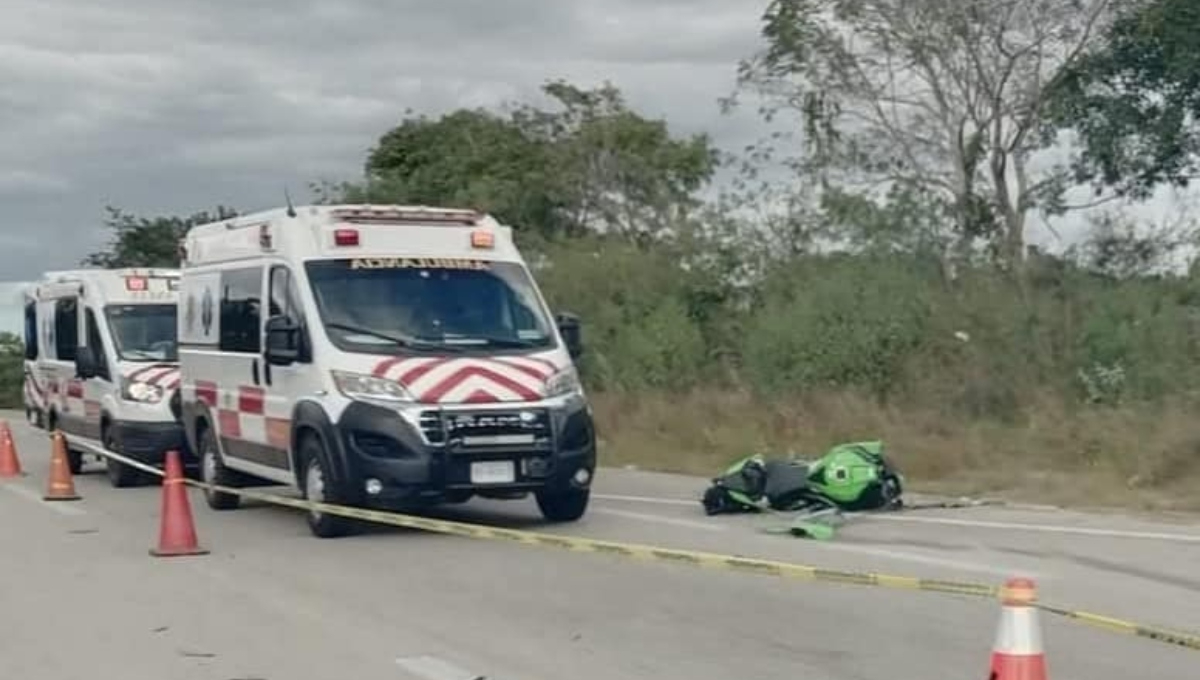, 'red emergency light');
333,228,359,246
470,230,494,248
125,276,148,291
